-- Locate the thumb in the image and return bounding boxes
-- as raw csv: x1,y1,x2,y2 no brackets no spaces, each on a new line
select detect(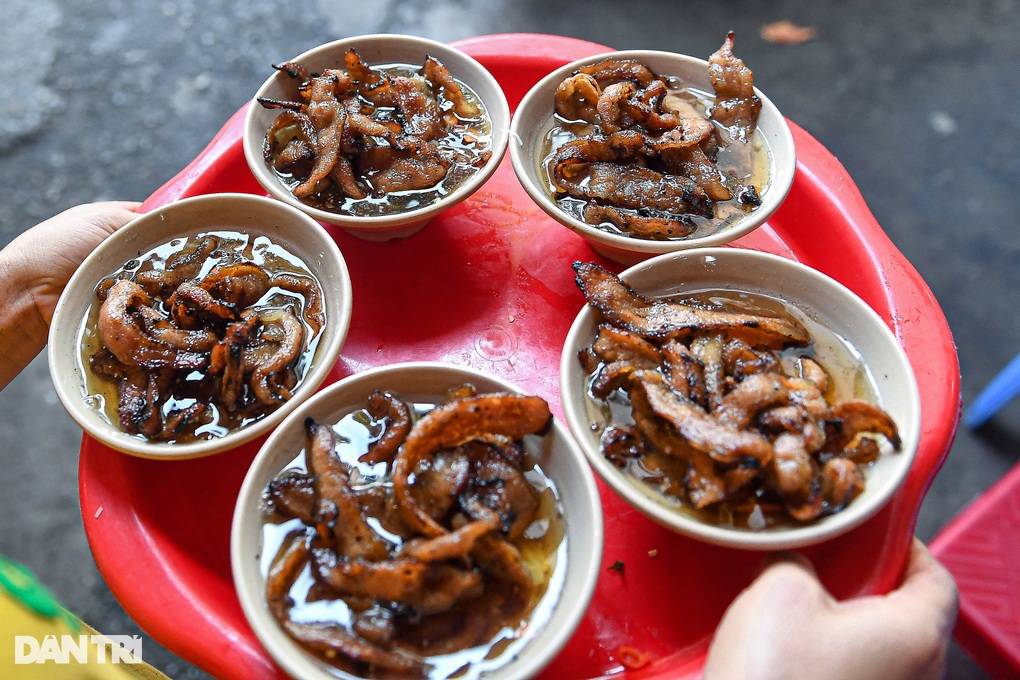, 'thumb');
887,538,958,626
